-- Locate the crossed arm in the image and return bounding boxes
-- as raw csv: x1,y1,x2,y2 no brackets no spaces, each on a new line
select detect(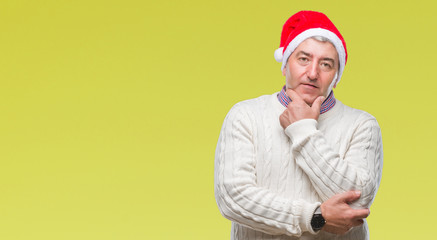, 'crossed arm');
215,91,383,236
280,89,383,234
215,103,320,236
